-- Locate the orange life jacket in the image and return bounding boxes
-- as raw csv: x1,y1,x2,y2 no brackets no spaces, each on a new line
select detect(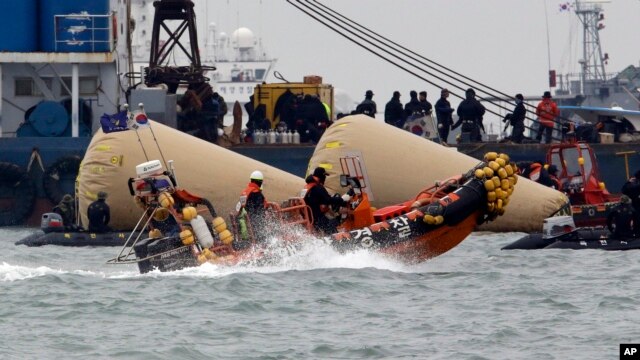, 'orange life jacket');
238,182,265,211
536,99,559,128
